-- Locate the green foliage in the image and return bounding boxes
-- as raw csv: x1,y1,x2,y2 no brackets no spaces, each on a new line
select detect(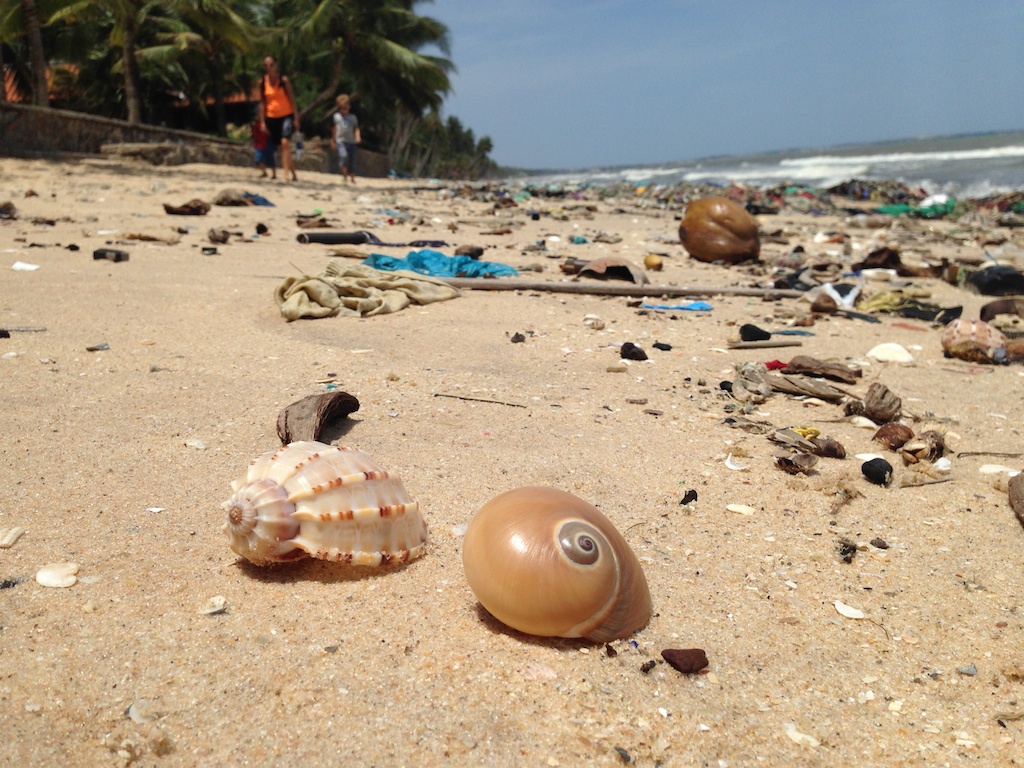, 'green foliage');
391,111,498,179
0,0,498,176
